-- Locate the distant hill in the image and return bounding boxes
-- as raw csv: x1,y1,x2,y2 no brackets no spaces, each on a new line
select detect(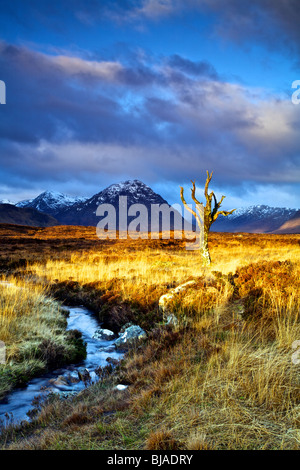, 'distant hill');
273,210,300,234
212,205,297,233
0,204,58,227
